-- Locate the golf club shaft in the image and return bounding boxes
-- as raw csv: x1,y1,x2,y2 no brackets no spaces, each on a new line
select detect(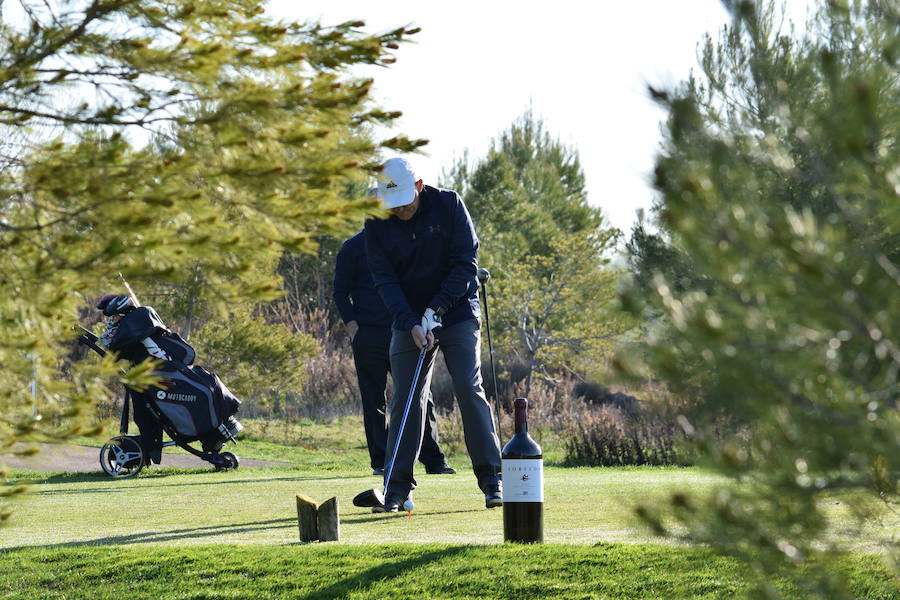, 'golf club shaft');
481,281,503,441
383,345,428,496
